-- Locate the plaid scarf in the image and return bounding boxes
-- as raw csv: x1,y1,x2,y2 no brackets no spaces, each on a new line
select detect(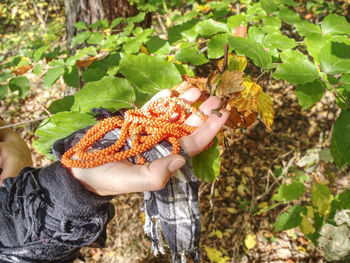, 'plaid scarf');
53,126,201,263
